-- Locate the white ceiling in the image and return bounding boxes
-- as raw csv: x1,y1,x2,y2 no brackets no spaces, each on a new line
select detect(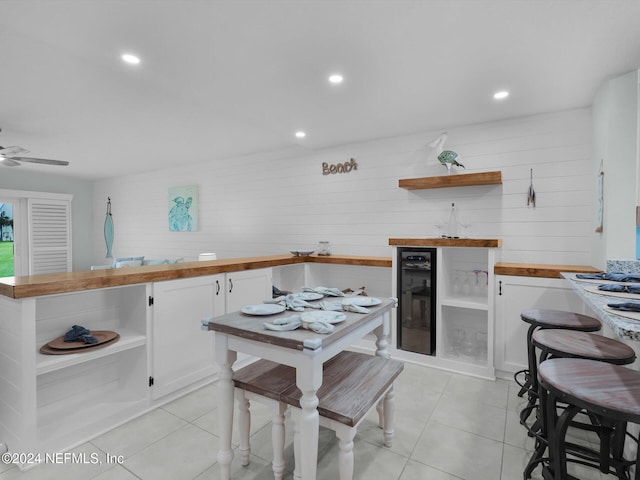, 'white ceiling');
1,0,640,180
